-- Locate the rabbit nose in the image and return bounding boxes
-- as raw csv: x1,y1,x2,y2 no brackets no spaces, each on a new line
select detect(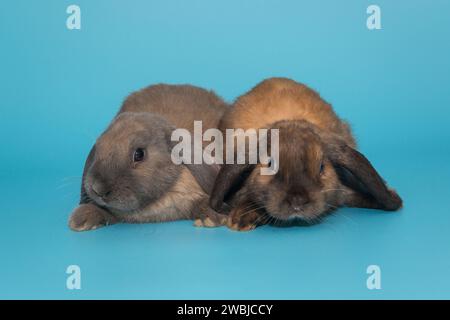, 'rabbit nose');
290,196,309,210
